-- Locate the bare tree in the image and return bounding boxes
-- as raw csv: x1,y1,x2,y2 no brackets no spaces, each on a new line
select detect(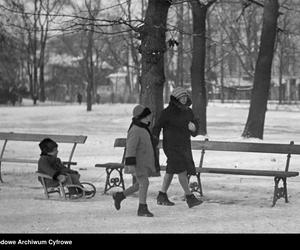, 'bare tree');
242,0,279,139
189,0,217,136
38,0,64,102
138,0,172,126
